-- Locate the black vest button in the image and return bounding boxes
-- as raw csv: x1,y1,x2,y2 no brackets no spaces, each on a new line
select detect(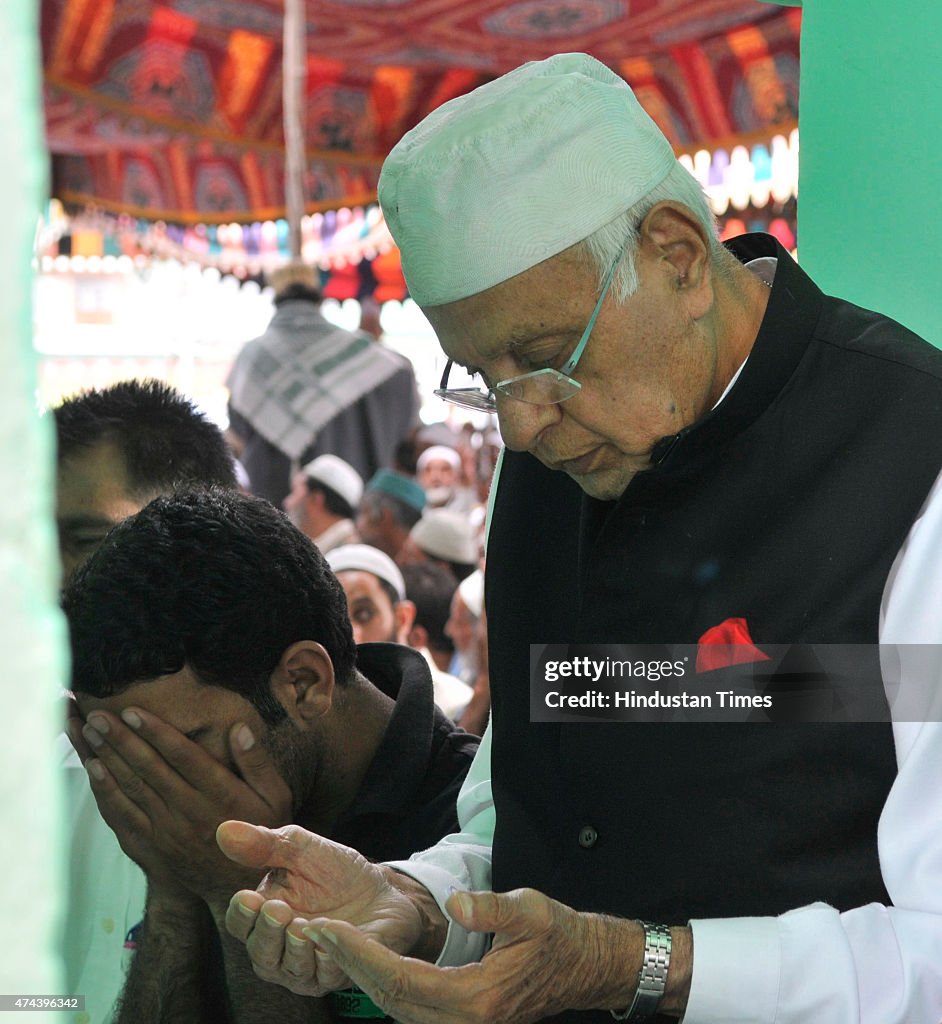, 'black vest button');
578,826,598,848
